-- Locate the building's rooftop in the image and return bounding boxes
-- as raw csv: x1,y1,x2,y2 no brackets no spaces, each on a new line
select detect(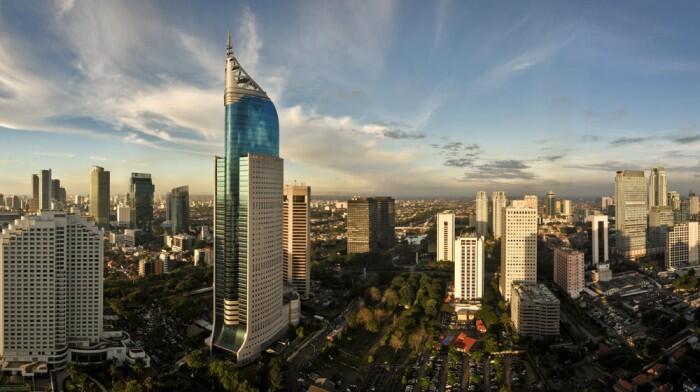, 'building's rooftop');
512,282,559,304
